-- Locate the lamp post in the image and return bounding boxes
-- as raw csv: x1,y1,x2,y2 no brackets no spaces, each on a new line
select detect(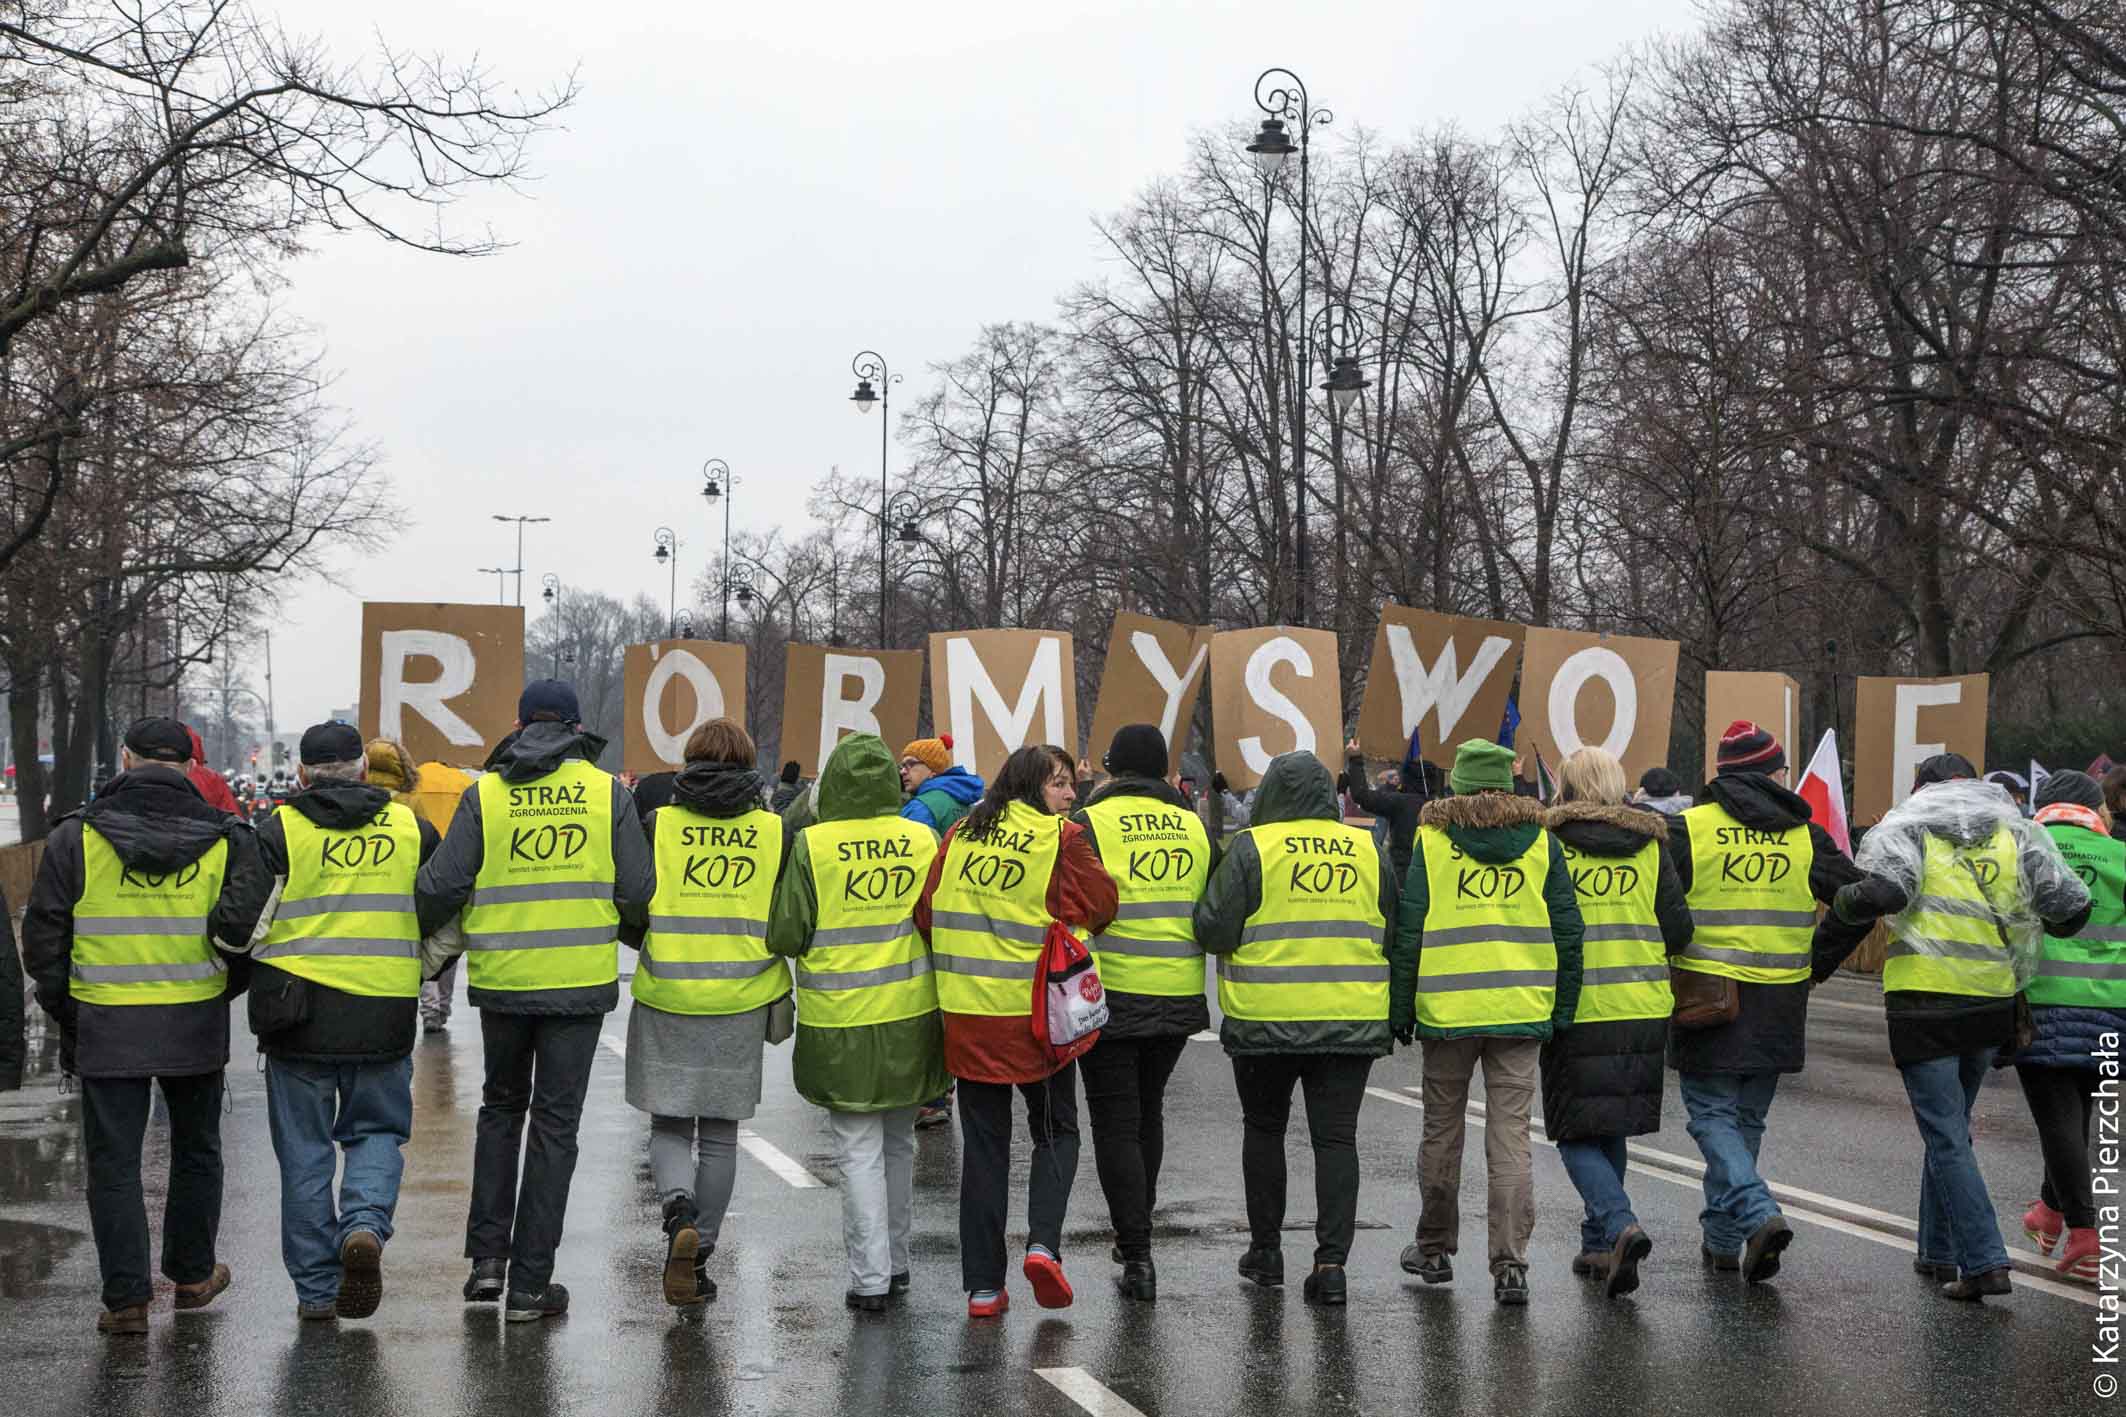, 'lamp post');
701,458,740,640
1245,67,1333,626
491,515,550,605
849,350,905,644
652,528,677,638
1309,301,1367,644
541,574,562,678
718,570,757,635
476,567,510,604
